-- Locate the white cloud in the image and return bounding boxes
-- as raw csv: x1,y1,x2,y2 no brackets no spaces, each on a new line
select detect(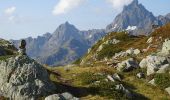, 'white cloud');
106,0,133,10
4,6,16,15
52,0,85,15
